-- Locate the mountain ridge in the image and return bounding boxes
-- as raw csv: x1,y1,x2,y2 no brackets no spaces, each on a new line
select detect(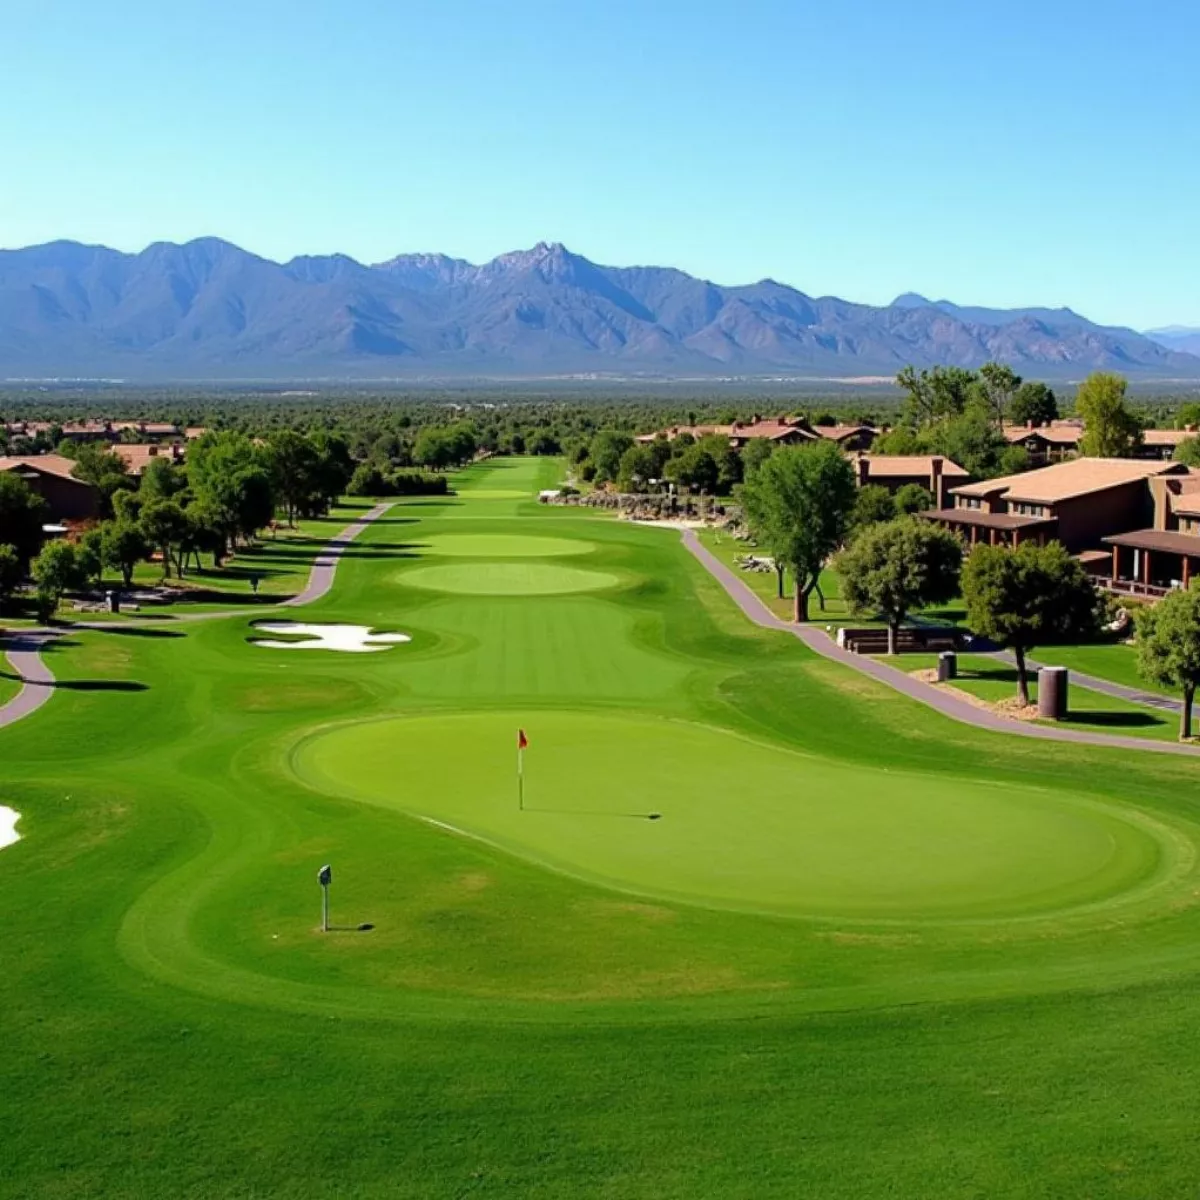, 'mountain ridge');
1,238,1197,380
